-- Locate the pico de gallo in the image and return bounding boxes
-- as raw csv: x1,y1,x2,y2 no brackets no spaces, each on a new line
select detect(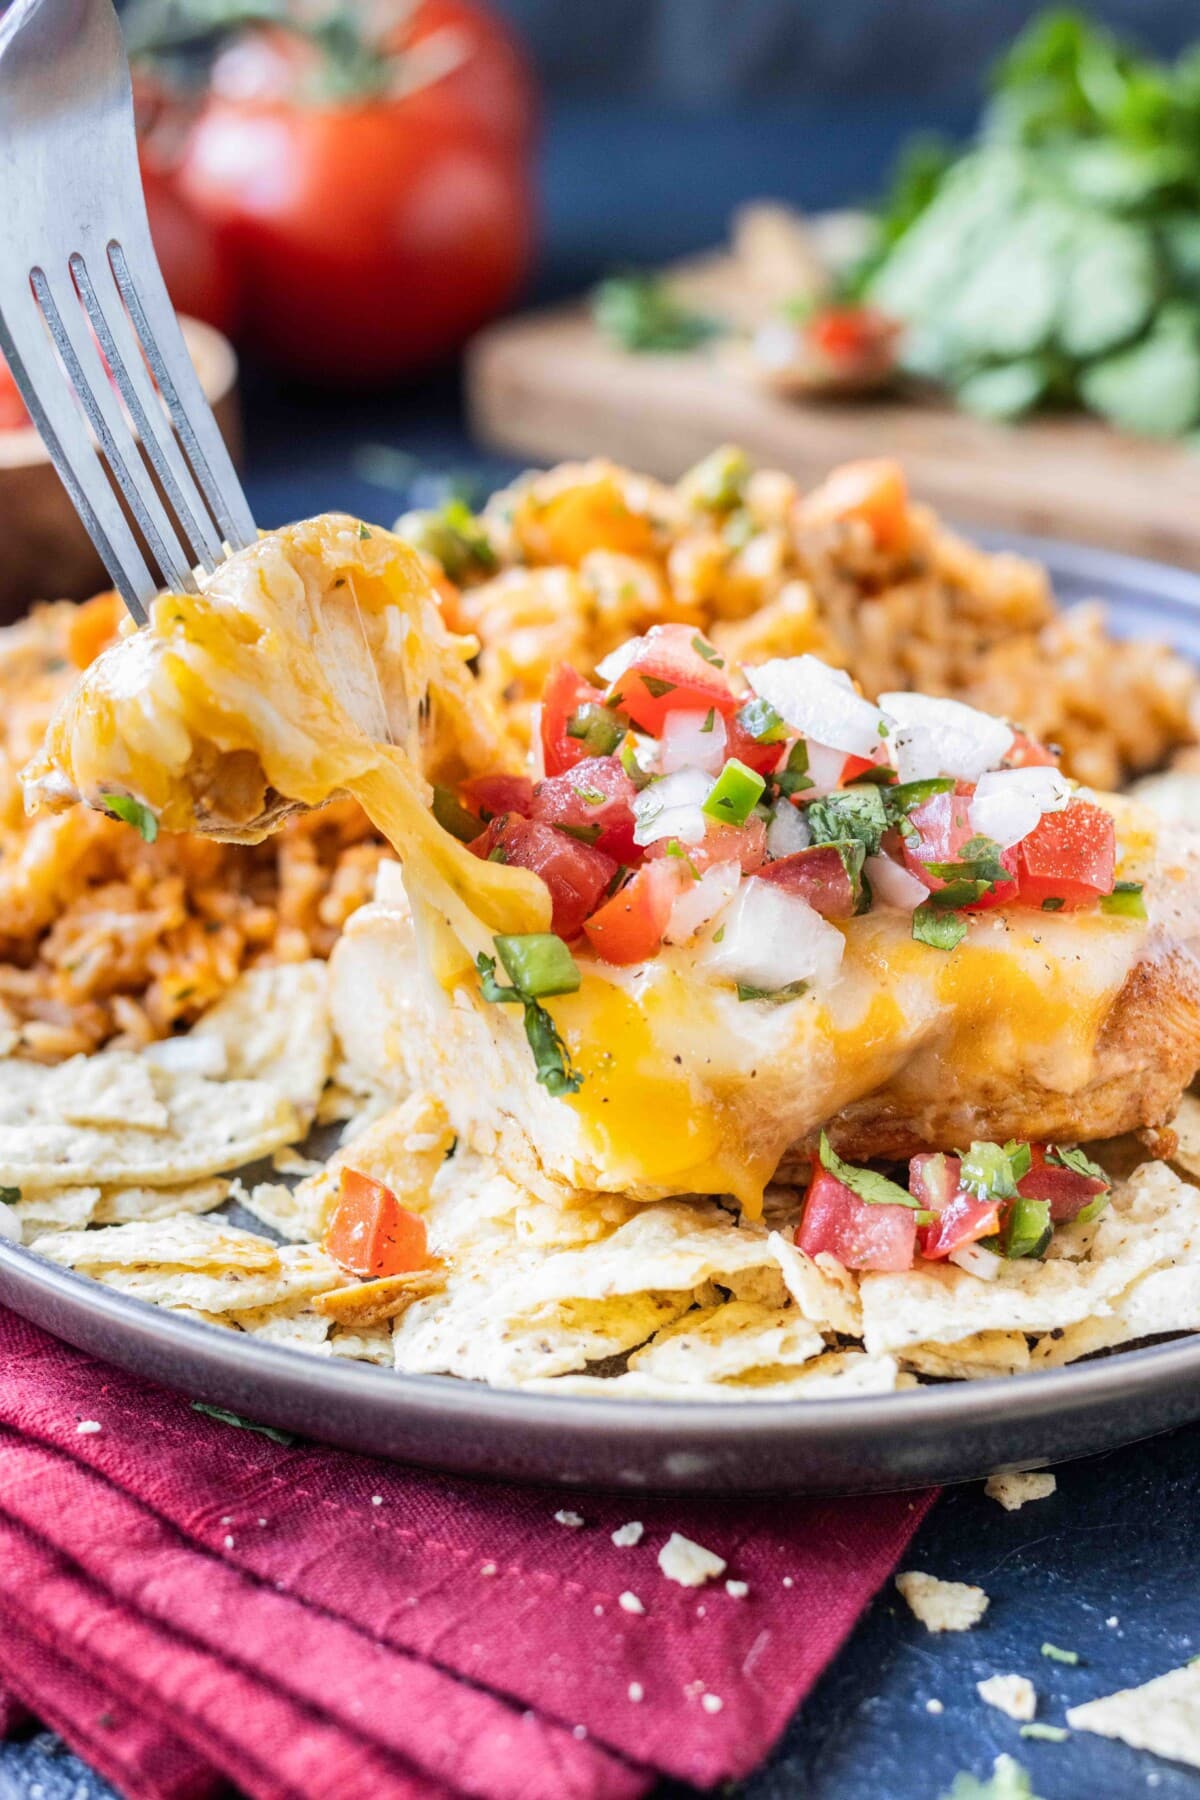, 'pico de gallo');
437,624,1142,984
801,1132,1111,1273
